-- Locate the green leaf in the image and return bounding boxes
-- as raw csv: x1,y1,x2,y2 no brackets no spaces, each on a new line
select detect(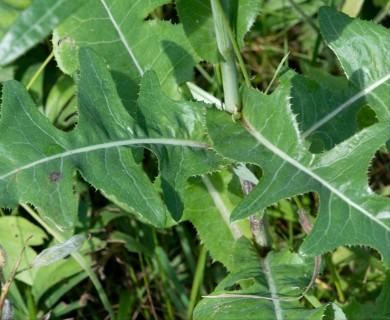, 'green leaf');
207,77,390,265
283,70,368,151
0,216,47,285
53,0,198,106
30,235,85,268
183,170,250,270
318,7,390,122
291,8,390,148
177,0,263,62
342,273,390,319
0,0,87,65
137,71,226,220
194,245,345,320
0,47,222,228
0,0,28,39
